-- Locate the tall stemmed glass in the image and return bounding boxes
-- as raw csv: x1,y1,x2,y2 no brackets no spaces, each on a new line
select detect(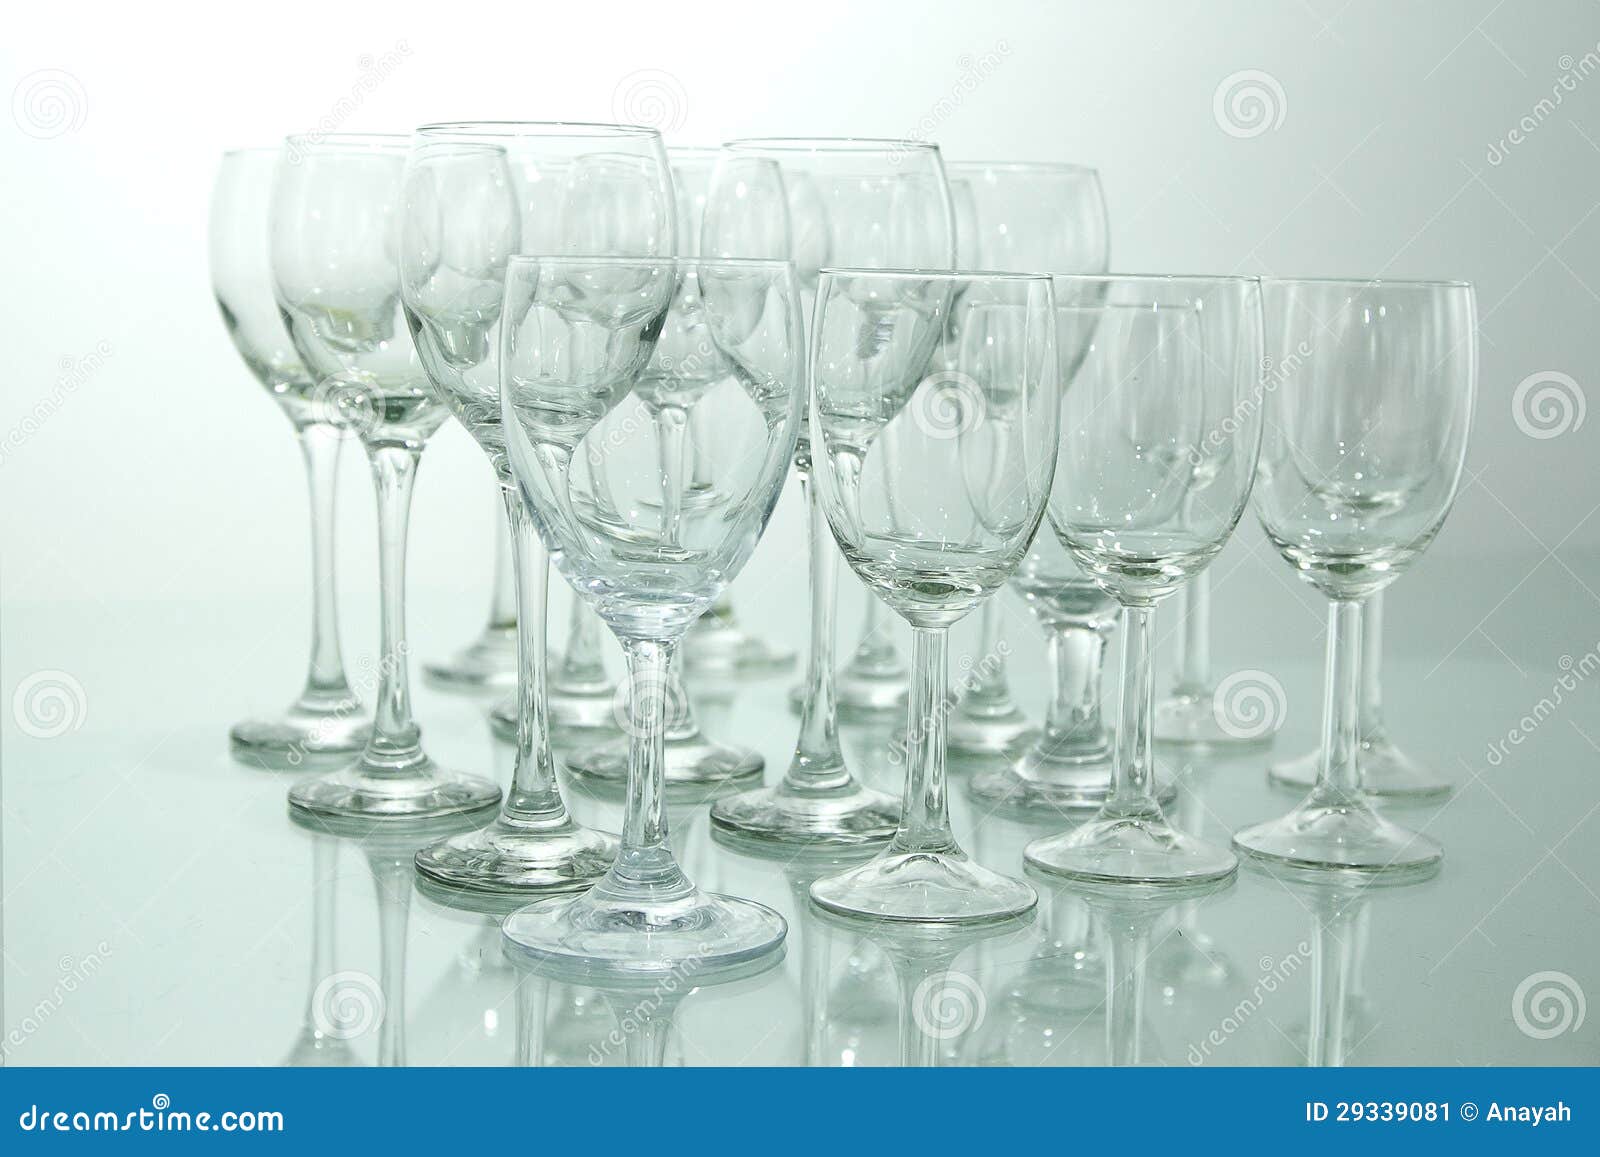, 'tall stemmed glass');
272,133,500,821
499,255,801,977
400,122,678,891
211,148,370,768
1024,275,1264,886
1234,279,1475,877
425,496,517,691
707,138,955,850
944,161,1110,755
807,270,1059,924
